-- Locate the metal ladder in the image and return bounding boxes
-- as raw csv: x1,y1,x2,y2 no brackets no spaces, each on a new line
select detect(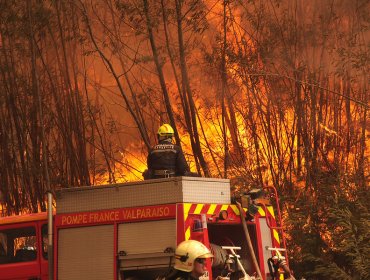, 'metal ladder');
261,186,289,267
